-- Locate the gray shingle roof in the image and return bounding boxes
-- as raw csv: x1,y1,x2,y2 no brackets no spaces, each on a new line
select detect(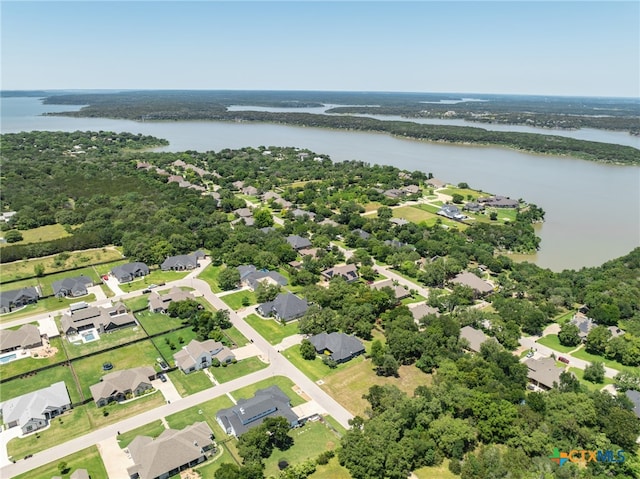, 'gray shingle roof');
52,276,93,297
110,262,149,282
309,332,365,363
460,326,492,352
160,253,200,271
237,265,288,290
321,264,358,282
258,293,308,322
90,366,155,404
286,235,312,250
625,390,640,418
524,357,565,390
0,286,40,312
450,272,493,294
